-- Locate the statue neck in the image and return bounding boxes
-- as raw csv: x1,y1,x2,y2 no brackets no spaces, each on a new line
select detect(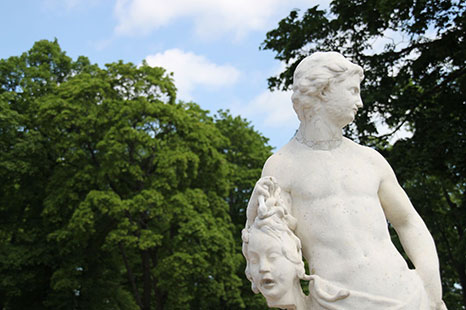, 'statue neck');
296,115,343,150
293,294,308,310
